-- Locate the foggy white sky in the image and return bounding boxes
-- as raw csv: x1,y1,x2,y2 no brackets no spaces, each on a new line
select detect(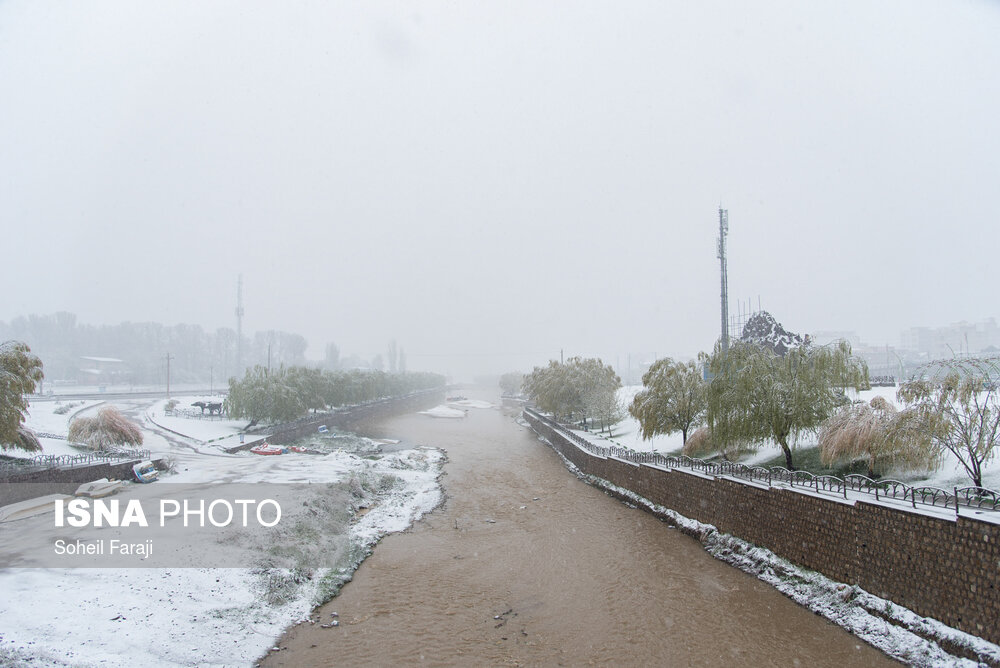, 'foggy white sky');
2,0,998,377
